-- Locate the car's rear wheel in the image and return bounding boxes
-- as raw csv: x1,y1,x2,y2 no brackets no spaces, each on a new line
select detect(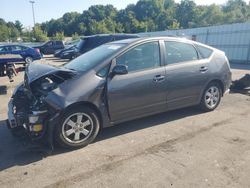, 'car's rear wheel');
200,82,222,111
25,56,33,64
55,106,100,149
